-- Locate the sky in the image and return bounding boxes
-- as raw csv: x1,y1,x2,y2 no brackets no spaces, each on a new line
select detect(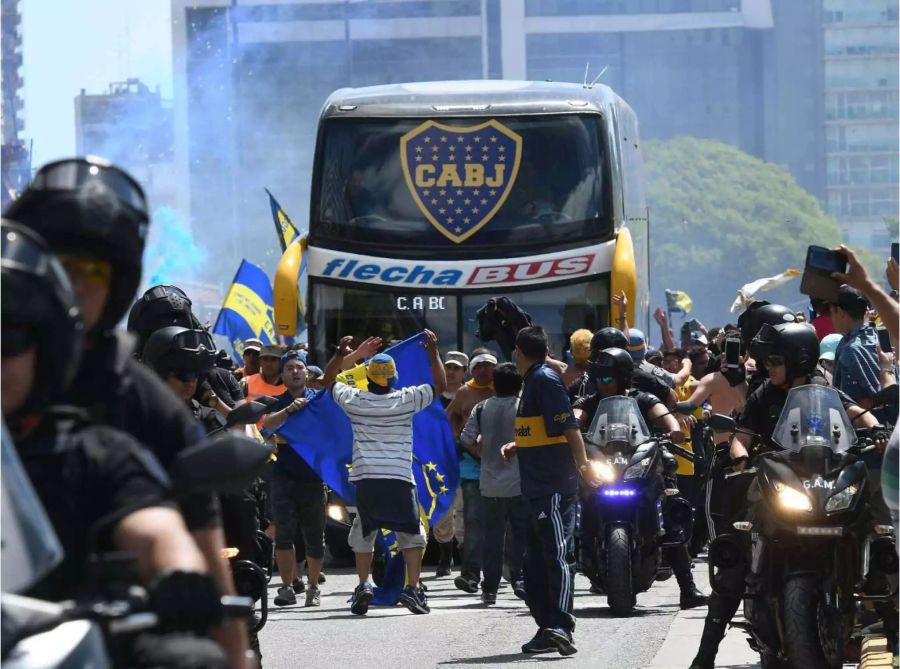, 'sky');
21,0,173,168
